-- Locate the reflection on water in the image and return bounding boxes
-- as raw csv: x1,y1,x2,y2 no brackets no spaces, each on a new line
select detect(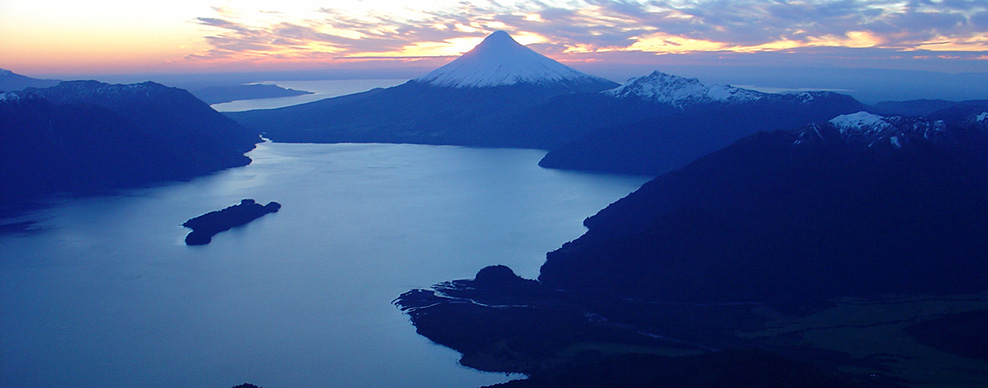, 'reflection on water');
0,142,649,388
